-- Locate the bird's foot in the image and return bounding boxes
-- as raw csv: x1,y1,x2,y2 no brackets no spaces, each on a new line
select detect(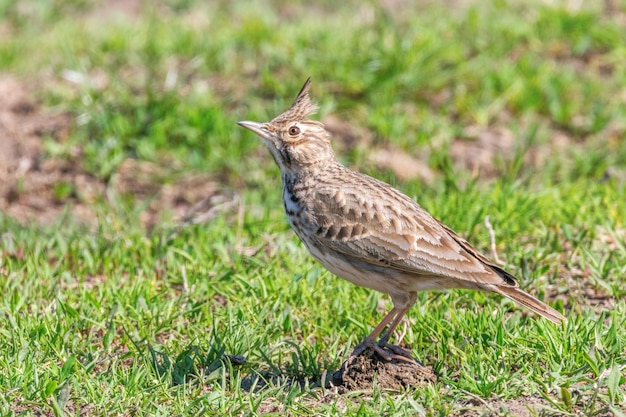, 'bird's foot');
377,341,415,361
350,339,418,364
